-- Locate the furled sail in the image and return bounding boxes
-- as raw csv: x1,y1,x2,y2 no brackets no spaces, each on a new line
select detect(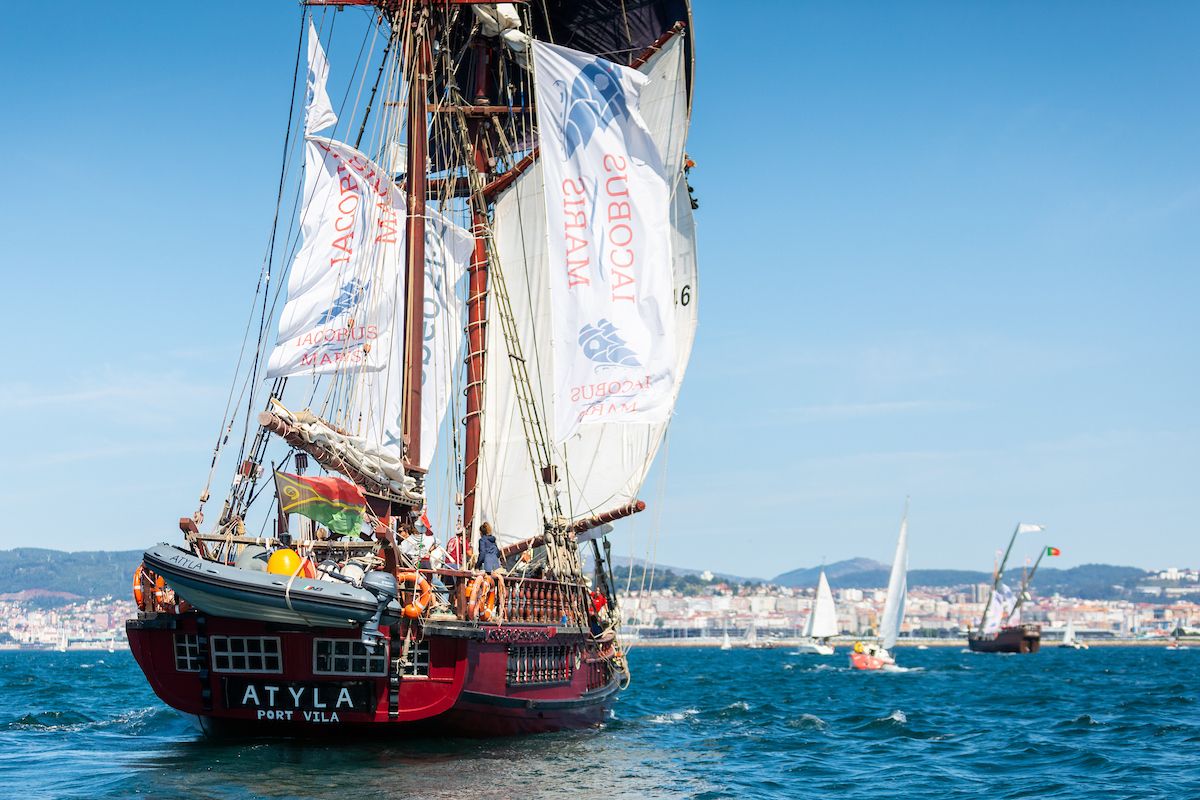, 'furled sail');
805,570,839,640
878,513,909,651
478,33,697,547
